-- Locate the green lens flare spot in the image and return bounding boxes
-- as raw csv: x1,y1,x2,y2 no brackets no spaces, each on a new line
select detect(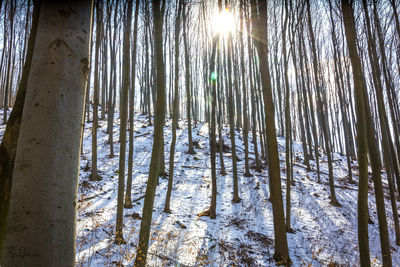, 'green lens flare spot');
210,71,217,81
